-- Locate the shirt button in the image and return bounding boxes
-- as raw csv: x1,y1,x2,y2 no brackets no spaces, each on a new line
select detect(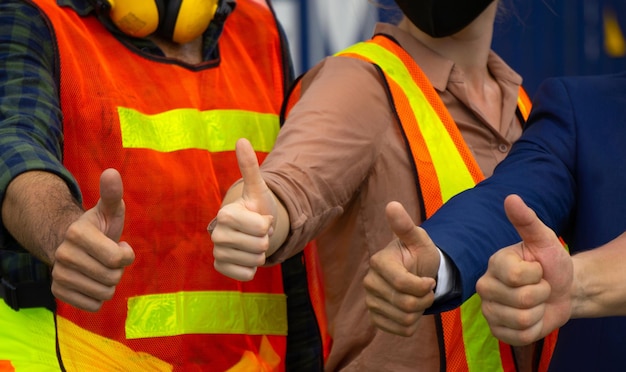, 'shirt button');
498,143,509,153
